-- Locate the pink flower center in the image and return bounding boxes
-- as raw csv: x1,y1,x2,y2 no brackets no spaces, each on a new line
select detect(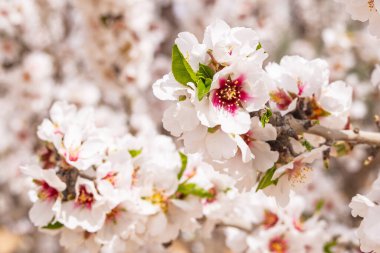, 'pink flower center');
212,75,250,114
68,149,80,162
106,206,126,224
263,210,279,229
270,89,293,110
102,172,118,186
34,180,59,201
241,131,255,147
269,236,288,253
297,79,305,96
75,185,94,209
